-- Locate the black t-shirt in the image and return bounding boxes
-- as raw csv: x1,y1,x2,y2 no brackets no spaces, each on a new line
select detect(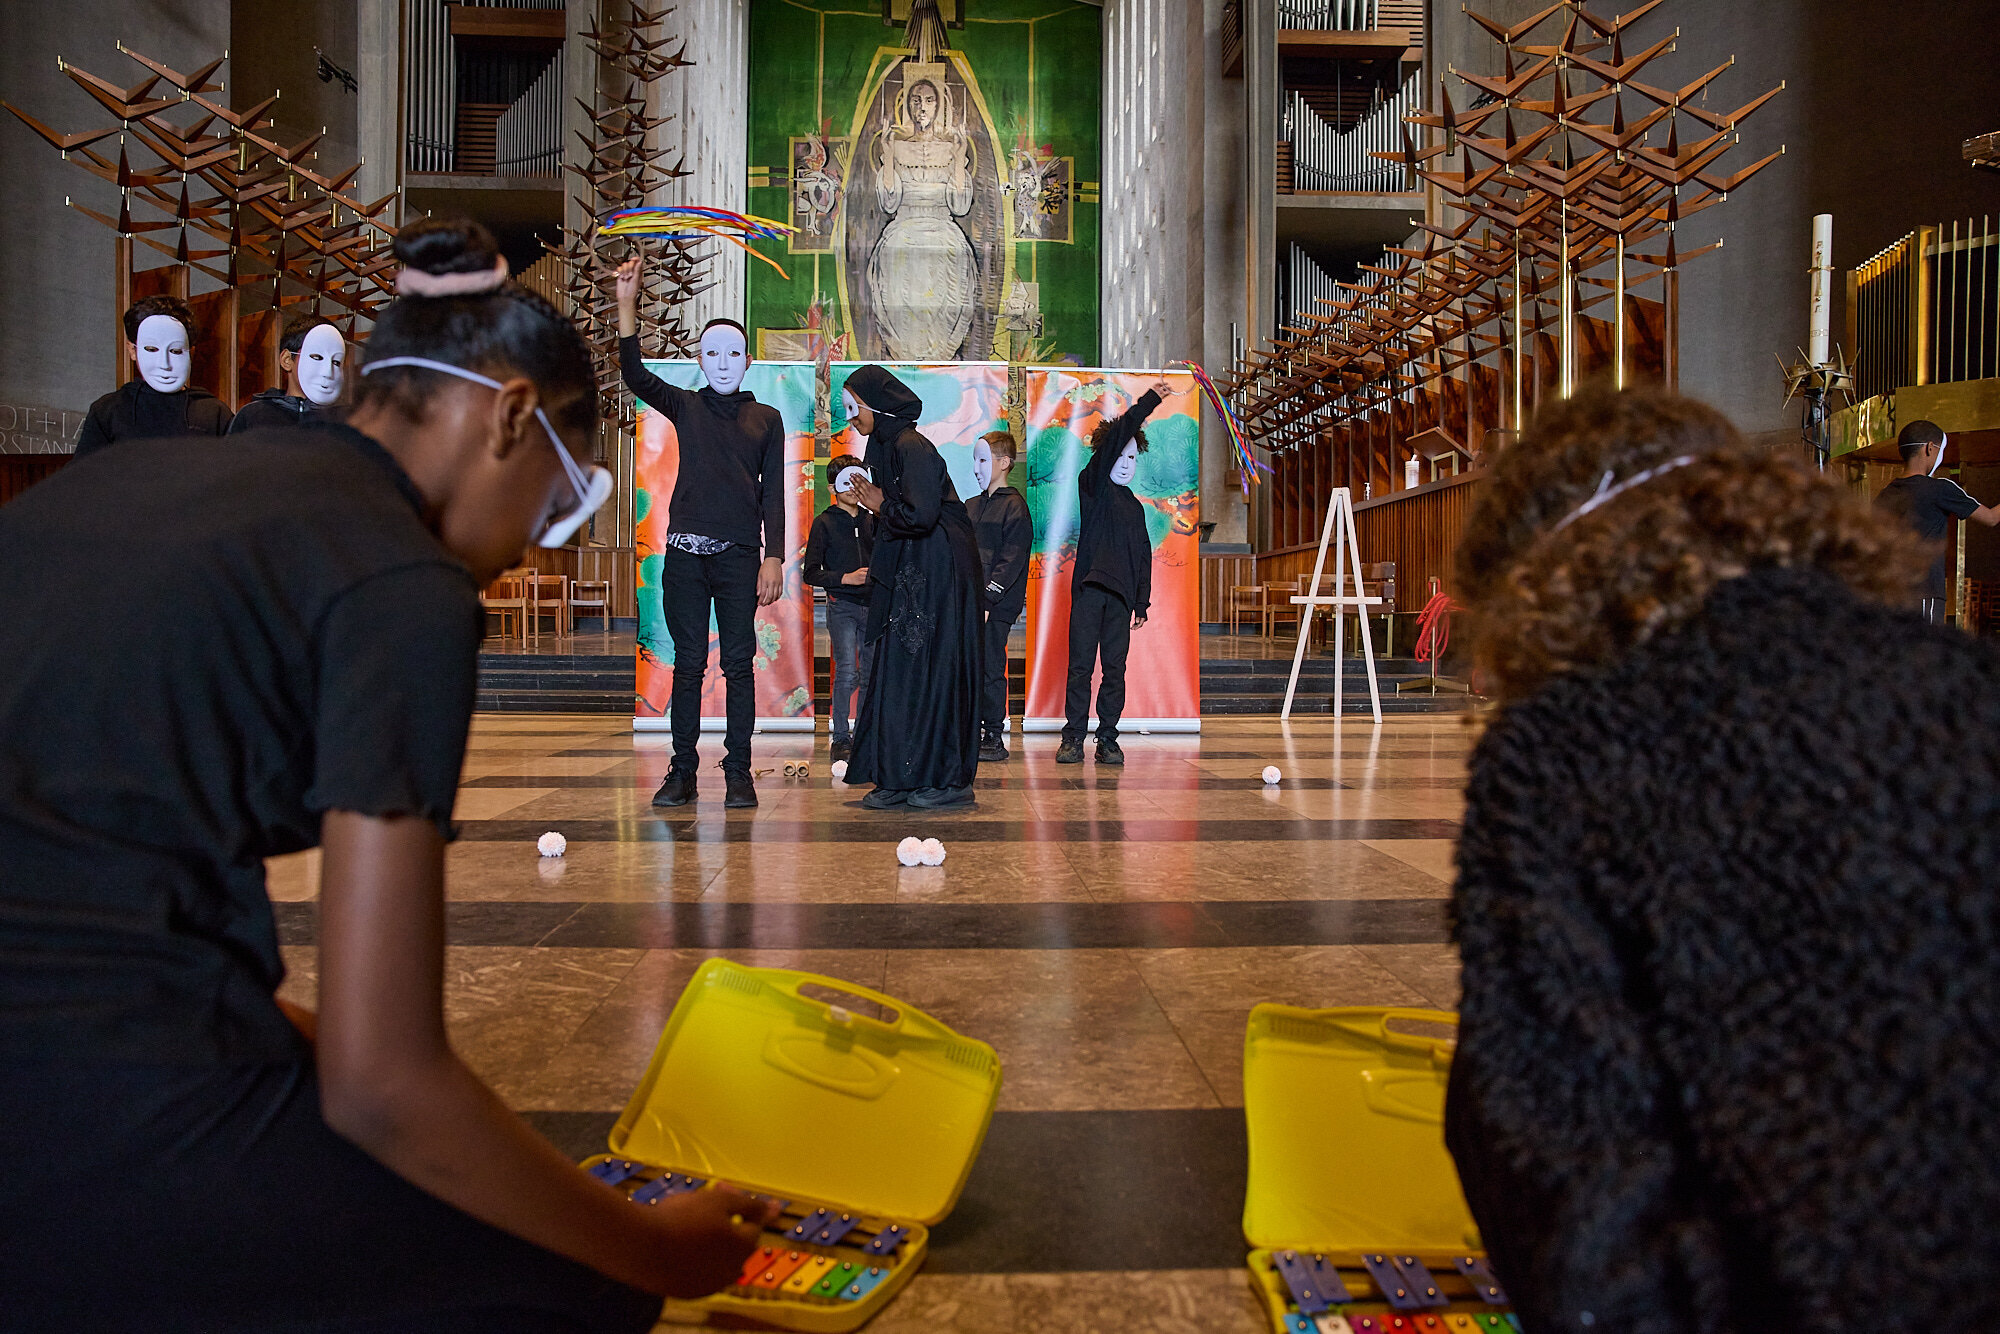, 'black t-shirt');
1877,473,1982,596
0,425,482,1065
